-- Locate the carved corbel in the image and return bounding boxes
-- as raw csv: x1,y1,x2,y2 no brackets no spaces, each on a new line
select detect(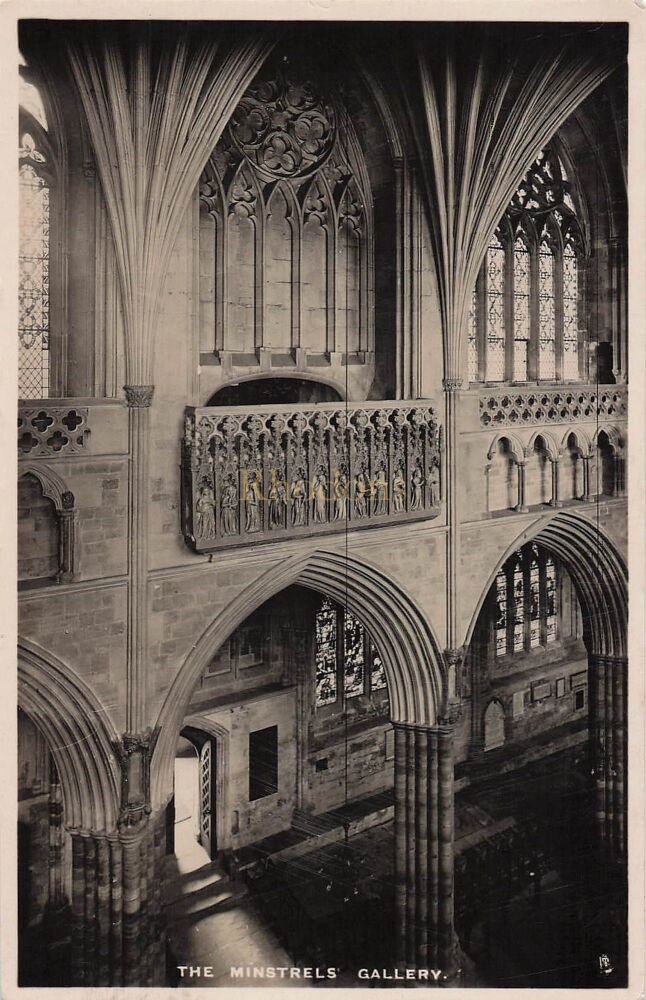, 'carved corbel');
115,730,156,830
